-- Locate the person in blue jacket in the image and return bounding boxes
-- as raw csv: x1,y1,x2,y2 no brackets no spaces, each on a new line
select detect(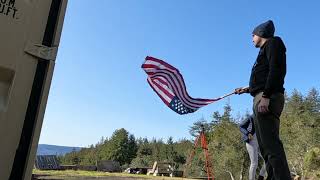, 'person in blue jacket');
240,115,266,180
